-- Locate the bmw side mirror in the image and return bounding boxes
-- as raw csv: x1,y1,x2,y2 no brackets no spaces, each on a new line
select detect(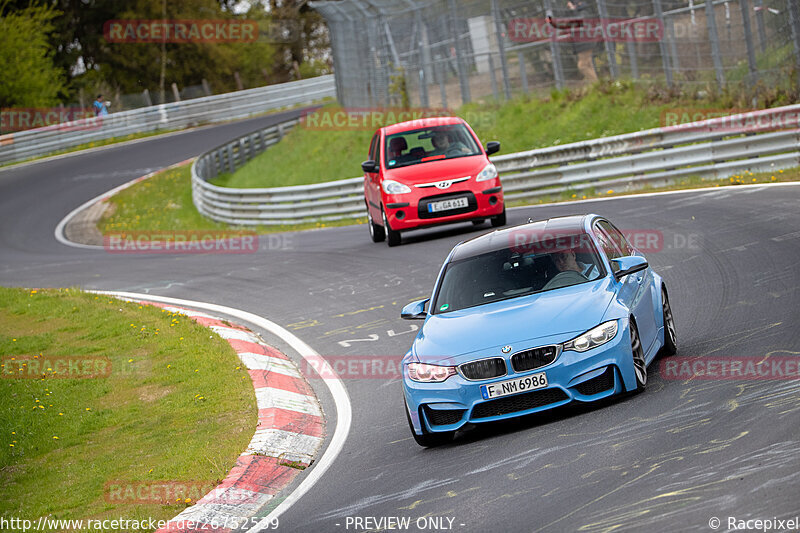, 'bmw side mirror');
401,298,429,320
612,256,649,281
485,141,500,156
361,160,377,173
